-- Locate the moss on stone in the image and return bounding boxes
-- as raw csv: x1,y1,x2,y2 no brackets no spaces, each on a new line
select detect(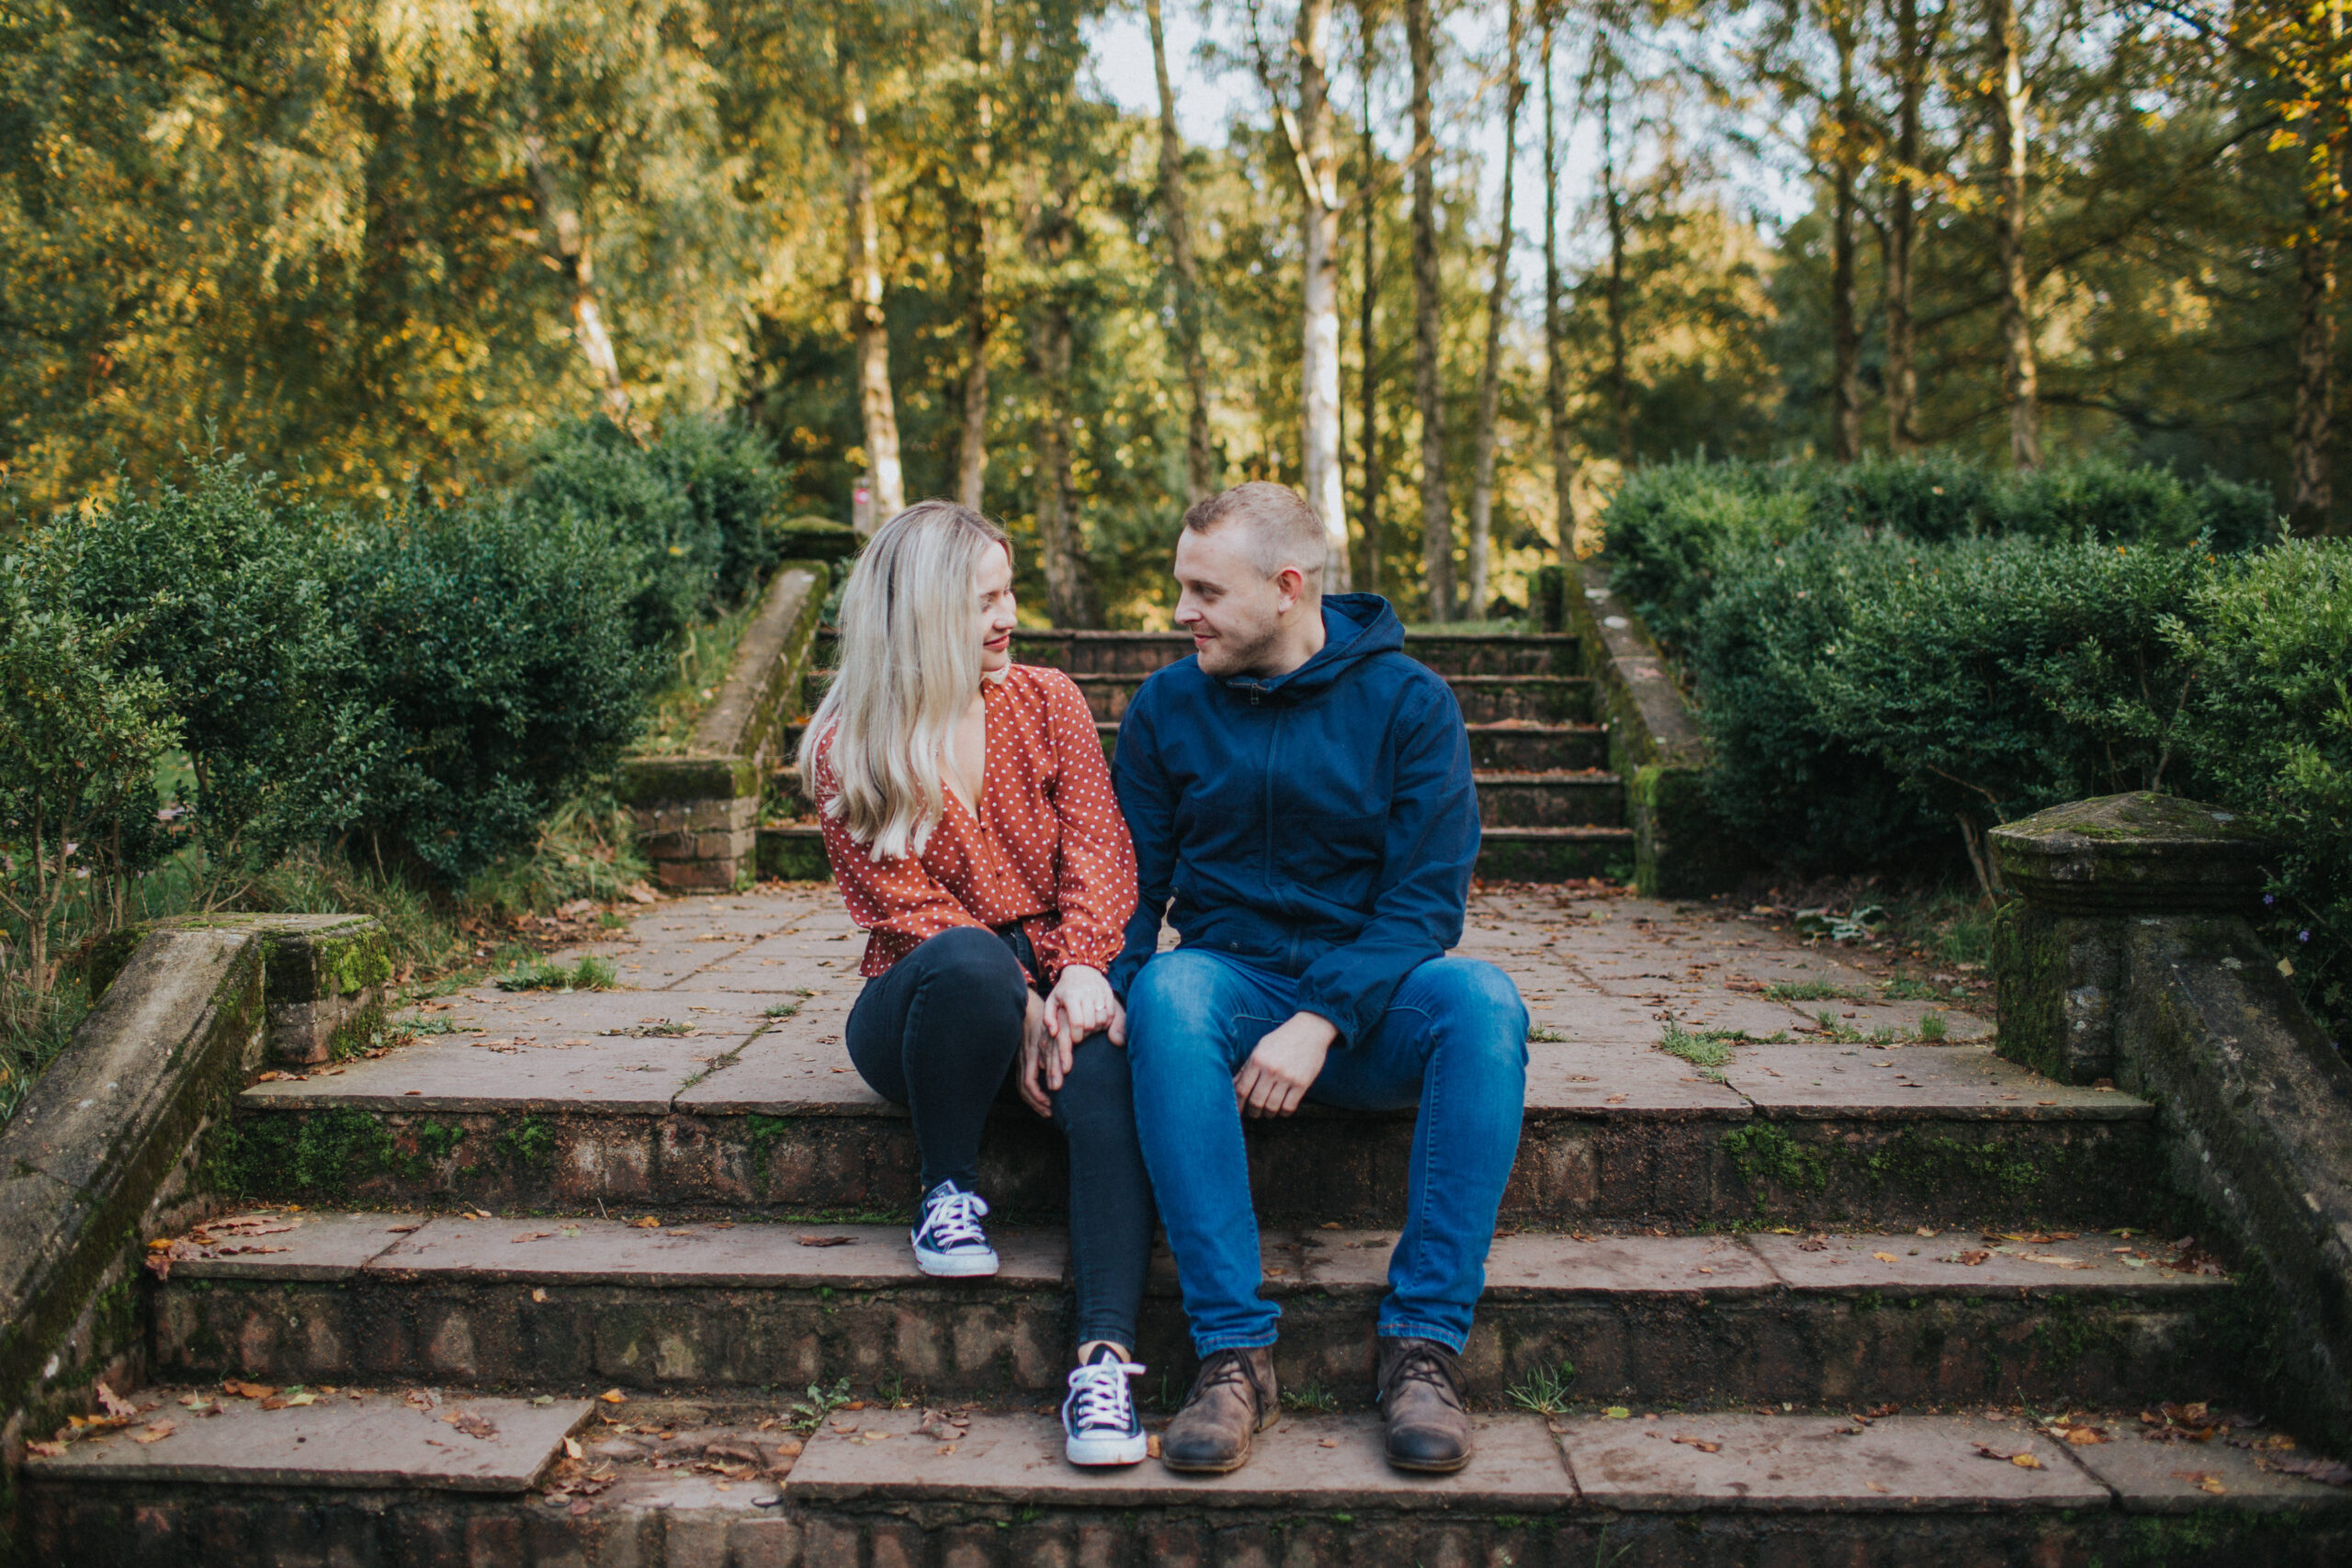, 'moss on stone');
495,1115,557,1170
205,1108,399,1200
1720,1123,1830,1213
